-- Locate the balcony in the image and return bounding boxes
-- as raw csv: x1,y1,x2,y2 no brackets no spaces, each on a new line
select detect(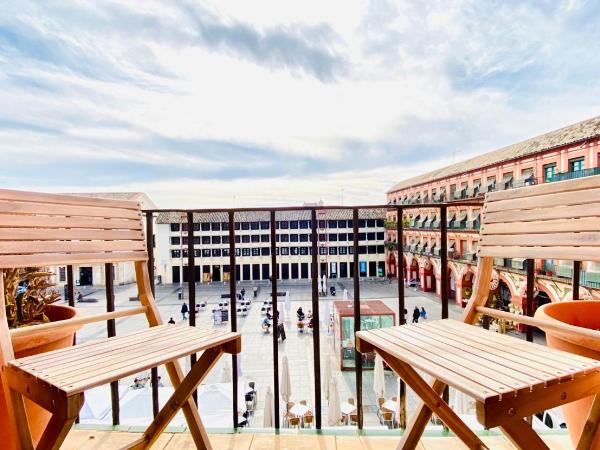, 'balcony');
547,167,600,183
